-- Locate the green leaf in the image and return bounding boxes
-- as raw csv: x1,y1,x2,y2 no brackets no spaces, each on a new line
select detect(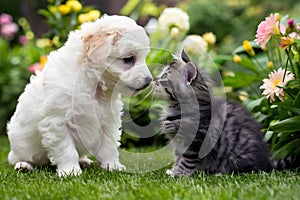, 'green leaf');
264,130,273,142
238,57,261,74
293,91,300,108
286,79,300,89
272,138,300,159
244,97,265,111
223,72,260,88
214,55,260,74
275,101,300,114
213,55,233,64
284,80,300,99
269,115,300,132
38,9,53,18
252,112,268,122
